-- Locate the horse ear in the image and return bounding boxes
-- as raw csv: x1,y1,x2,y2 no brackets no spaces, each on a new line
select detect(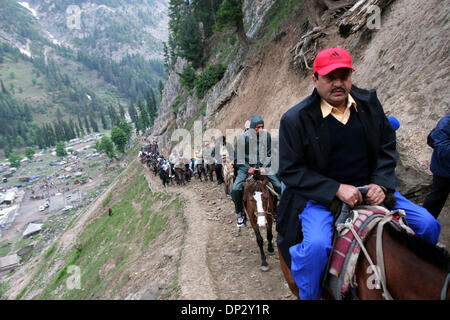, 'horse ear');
262,178,268,186
243,181,249,188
